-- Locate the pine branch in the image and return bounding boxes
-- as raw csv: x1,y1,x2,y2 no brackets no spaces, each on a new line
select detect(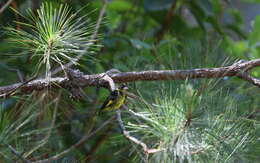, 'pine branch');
0,59,260,98
49,0,107,77
116,110,164,154
7,144,31,163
